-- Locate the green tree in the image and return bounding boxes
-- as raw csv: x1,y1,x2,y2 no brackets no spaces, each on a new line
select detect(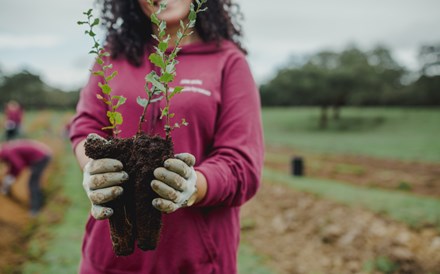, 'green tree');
418,43,440,76
260,45,407,128
0,70,79,110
